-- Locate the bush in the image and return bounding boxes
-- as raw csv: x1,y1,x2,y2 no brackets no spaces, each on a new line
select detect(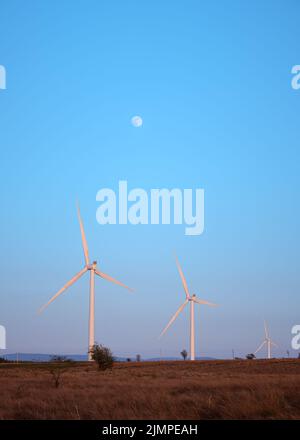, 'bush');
50,355,71,362
246,353,256,360
49,367,66,388
89,344,114,371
